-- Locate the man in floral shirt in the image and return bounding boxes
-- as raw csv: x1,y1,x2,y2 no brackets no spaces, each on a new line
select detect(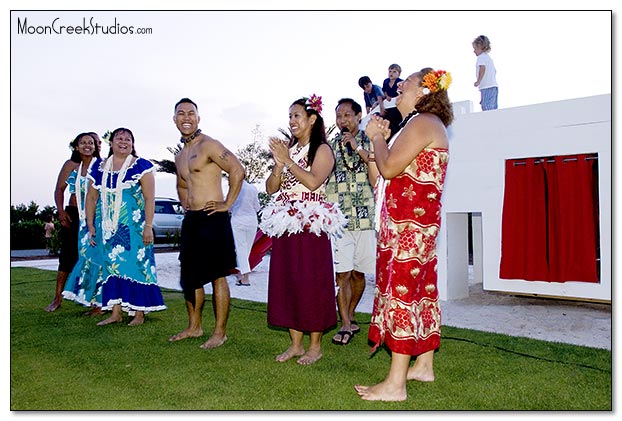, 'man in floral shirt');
326,98,376,346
